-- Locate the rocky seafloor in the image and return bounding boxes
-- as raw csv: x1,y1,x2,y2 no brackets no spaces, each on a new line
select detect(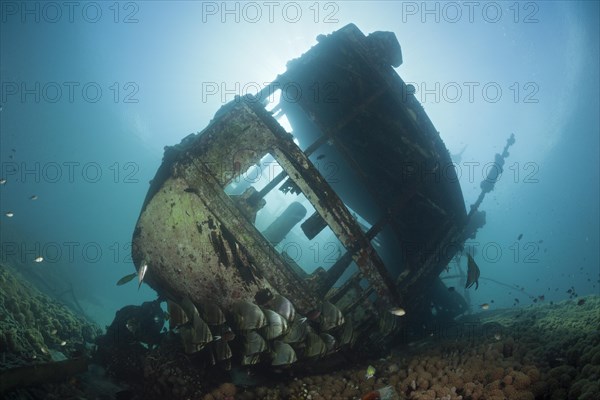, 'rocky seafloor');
0,263,102,365
0,263,103,397
0,261,598,400
220,295,599,400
